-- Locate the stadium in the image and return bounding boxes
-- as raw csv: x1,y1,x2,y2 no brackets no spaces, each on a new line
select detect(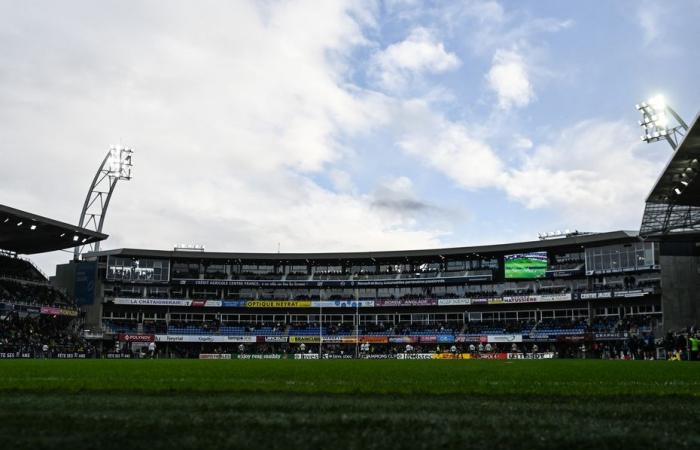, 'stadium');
2,3,700,448
1,97,700,448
